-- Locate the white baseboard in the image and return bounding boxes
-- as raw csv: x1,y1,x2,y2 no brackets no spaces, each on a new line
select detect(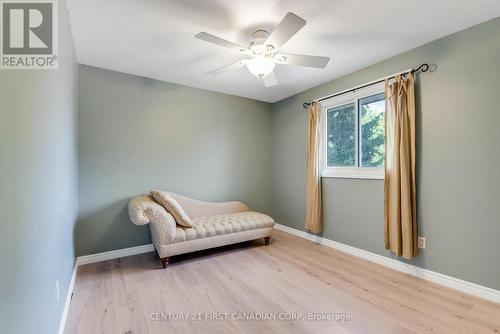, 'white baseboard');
58,243,155,333
58,263,77,334
274,223,500,304
76,243,154,266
